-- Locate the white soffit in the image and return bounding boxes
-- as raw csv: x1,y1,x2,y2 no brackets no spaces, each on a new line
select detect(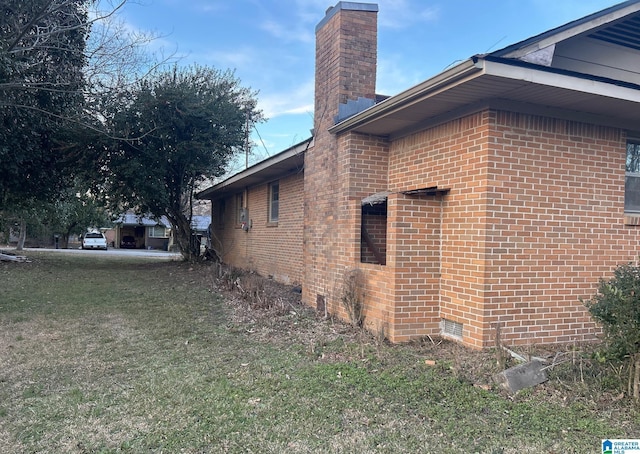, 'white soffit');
480,58,640,103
